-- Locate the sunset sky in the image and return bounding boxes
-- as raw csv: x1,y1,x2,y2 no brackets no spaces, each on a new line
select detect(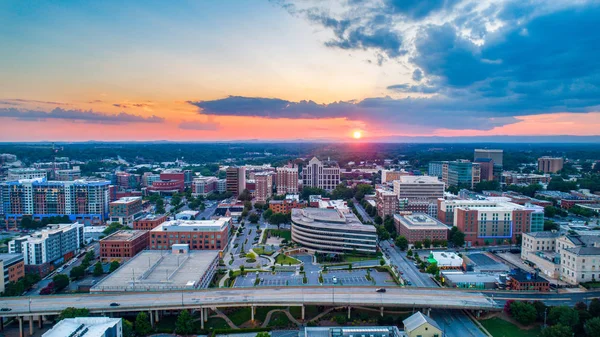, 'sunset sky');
1,0,600,141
